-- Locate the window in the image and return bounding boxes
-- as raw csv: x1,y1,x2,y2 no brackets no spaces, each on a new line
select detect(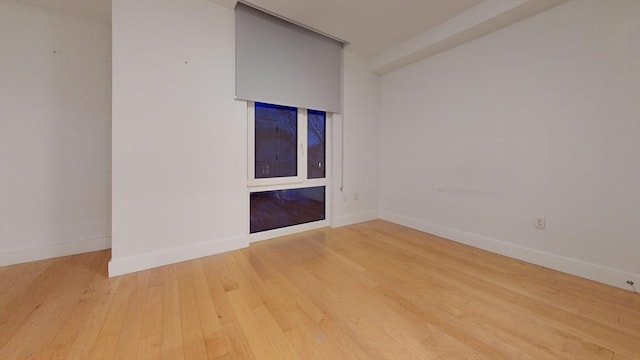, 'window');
307,110,326,179
248,102,328,234
250,187,325,233
254,103,298,178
